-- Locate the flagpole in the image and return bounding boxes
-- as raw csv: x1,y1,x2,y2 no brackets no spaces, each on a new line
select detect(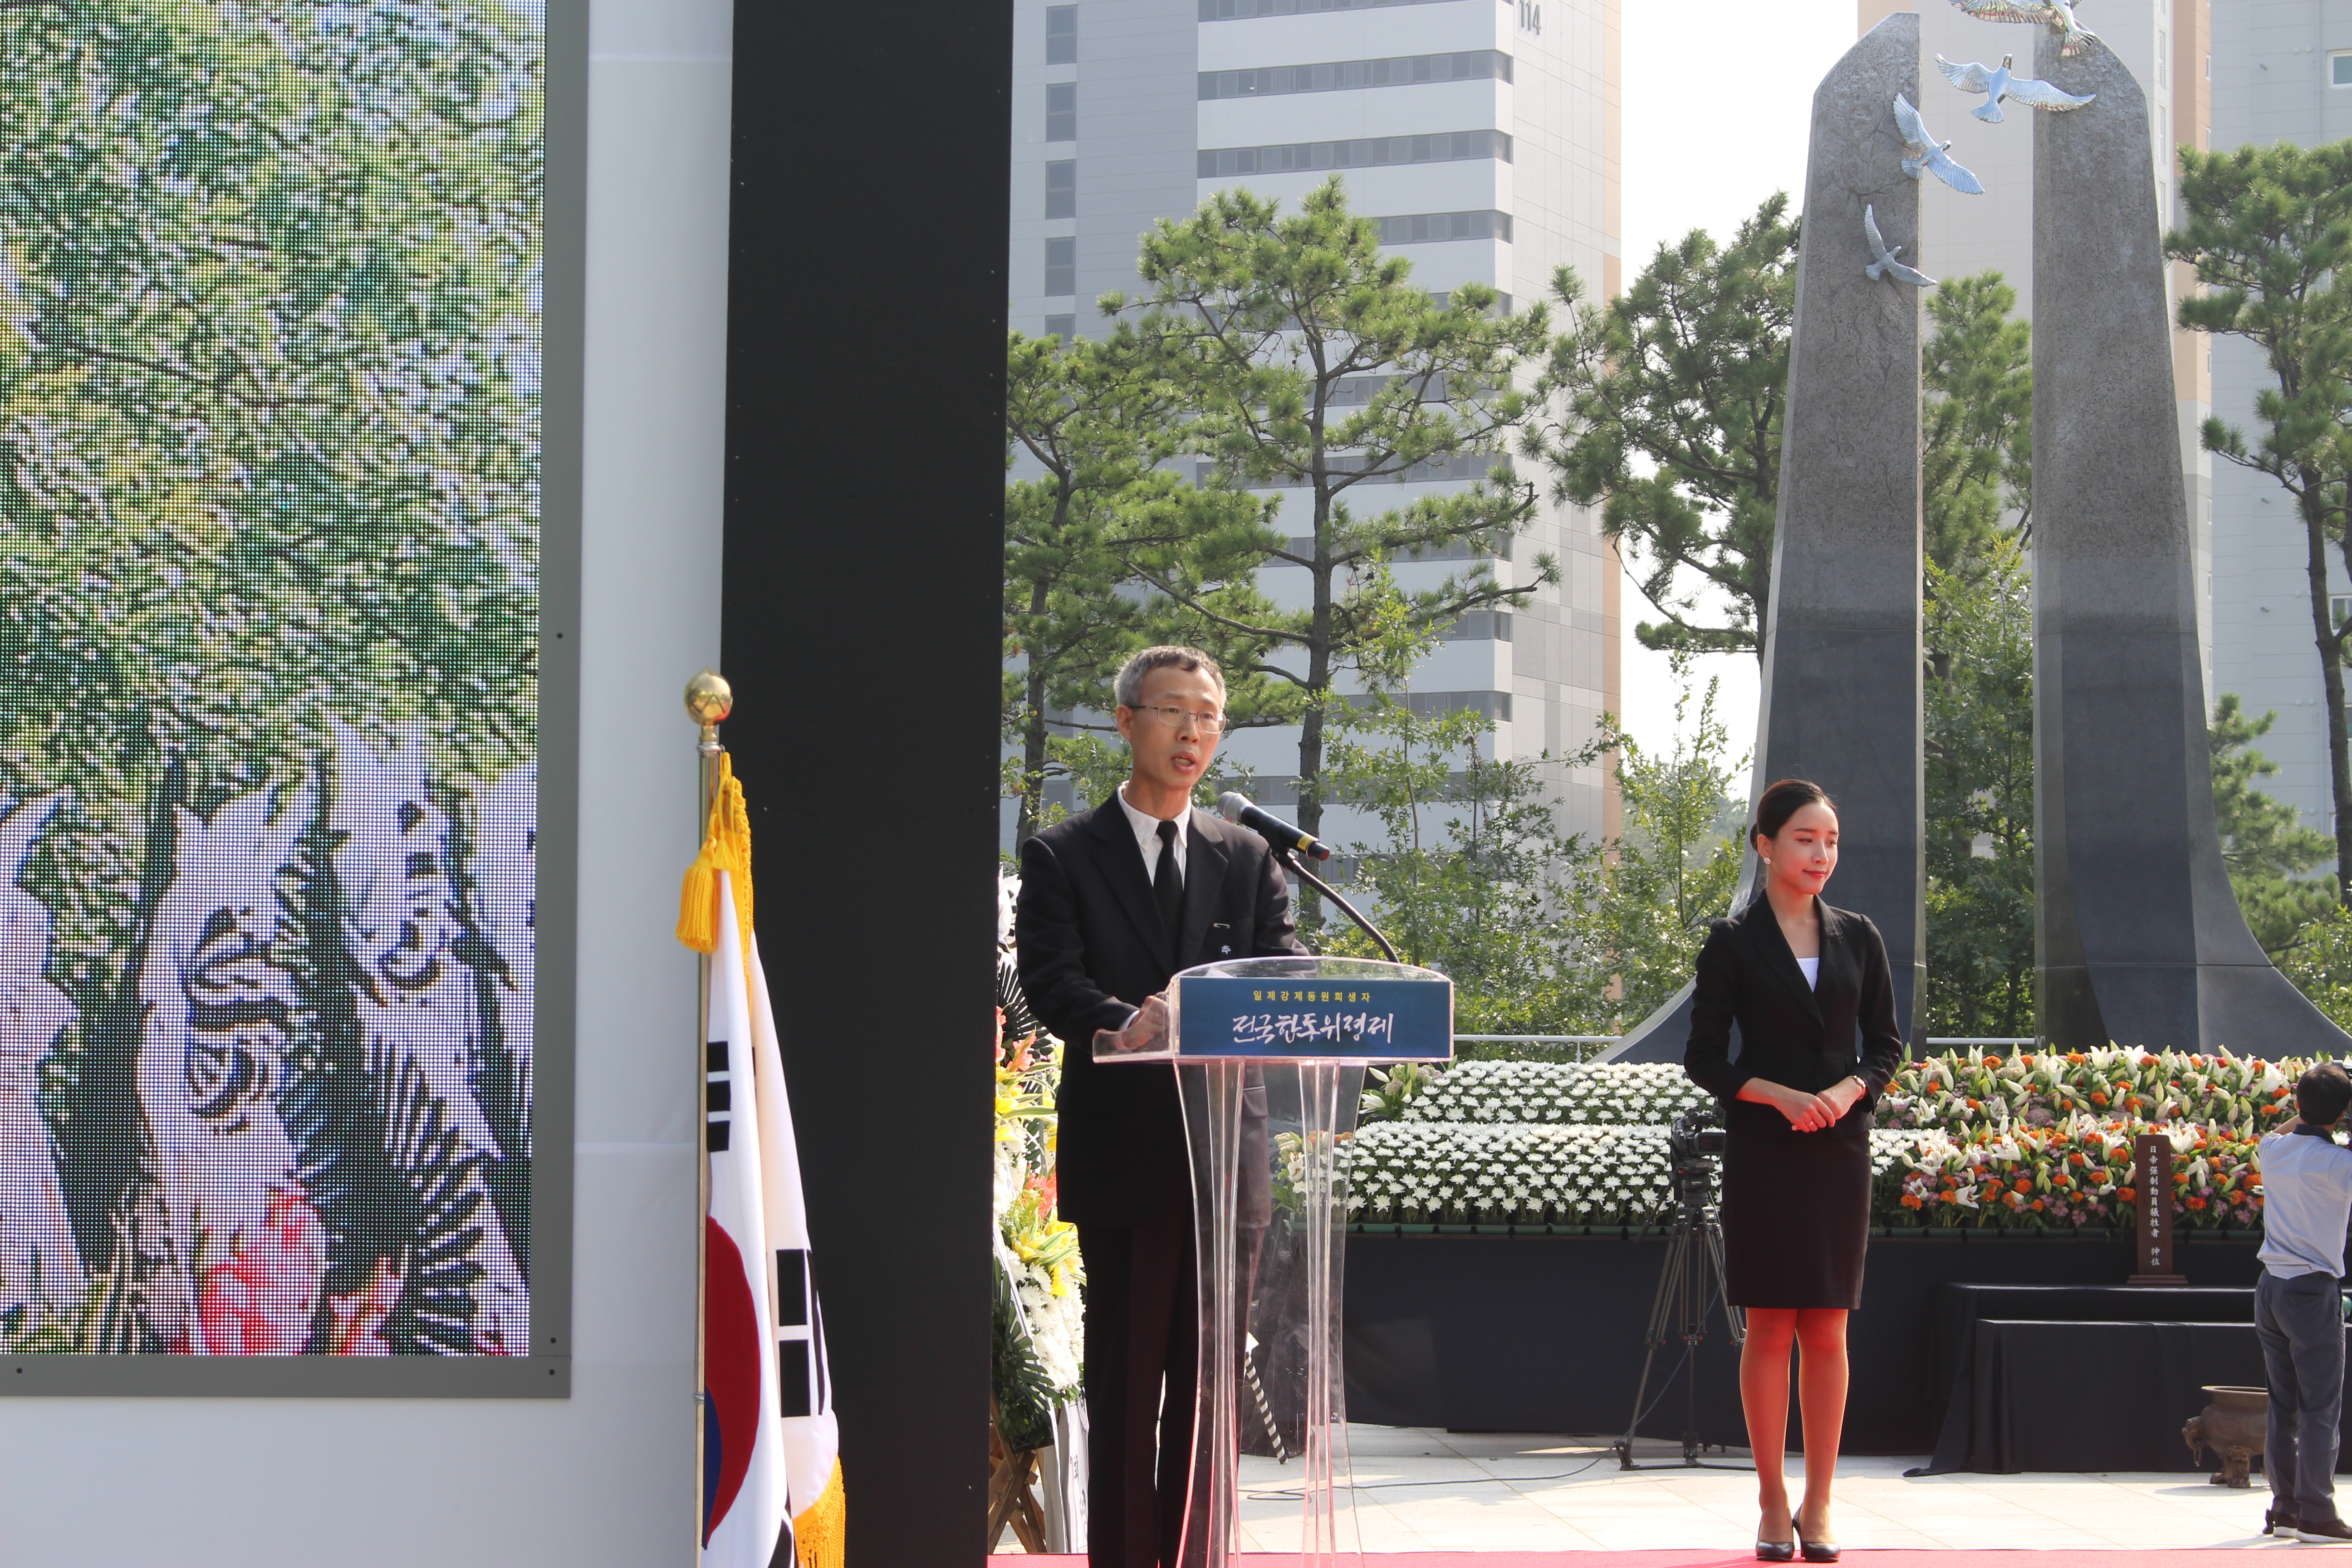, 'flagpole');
686,669,733,1560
